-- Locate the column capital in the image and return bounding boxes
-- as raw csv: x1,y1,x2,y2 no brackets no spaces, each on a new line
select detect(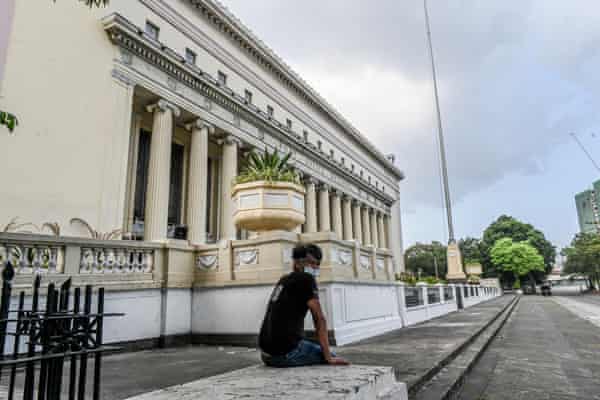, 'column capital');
218,134,243,147
185,119,215,134
304,176,319,186
331,189,343,198
352,199,363,207
146,99,181,118
342,193,353,202
318,183,330,192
